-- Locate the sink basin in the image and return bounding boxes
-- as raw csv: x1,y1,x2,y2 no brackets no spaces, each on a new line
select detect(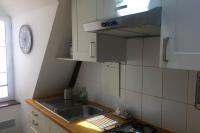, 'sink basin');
54,105,105,122
36,98,108,122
